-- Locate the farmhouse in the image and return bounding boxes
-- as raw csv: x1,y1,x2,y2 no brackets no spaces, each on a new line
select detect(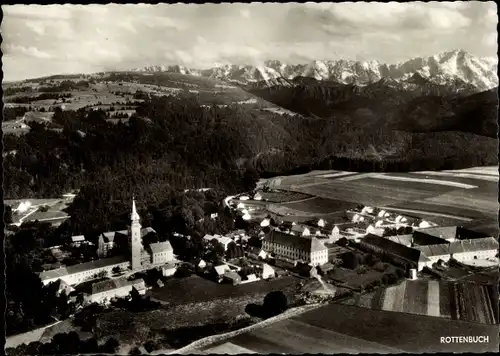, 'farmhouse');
84,277,146,305
262,230,329,266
